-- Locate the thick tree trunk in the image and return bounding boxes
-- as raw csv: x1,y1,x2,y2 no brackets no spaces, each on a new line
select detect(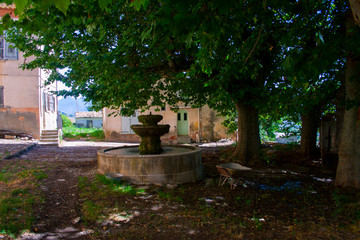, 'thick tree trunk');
335,11,360,188
231,101,261,165
335,56,360,188
300,110,320,159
